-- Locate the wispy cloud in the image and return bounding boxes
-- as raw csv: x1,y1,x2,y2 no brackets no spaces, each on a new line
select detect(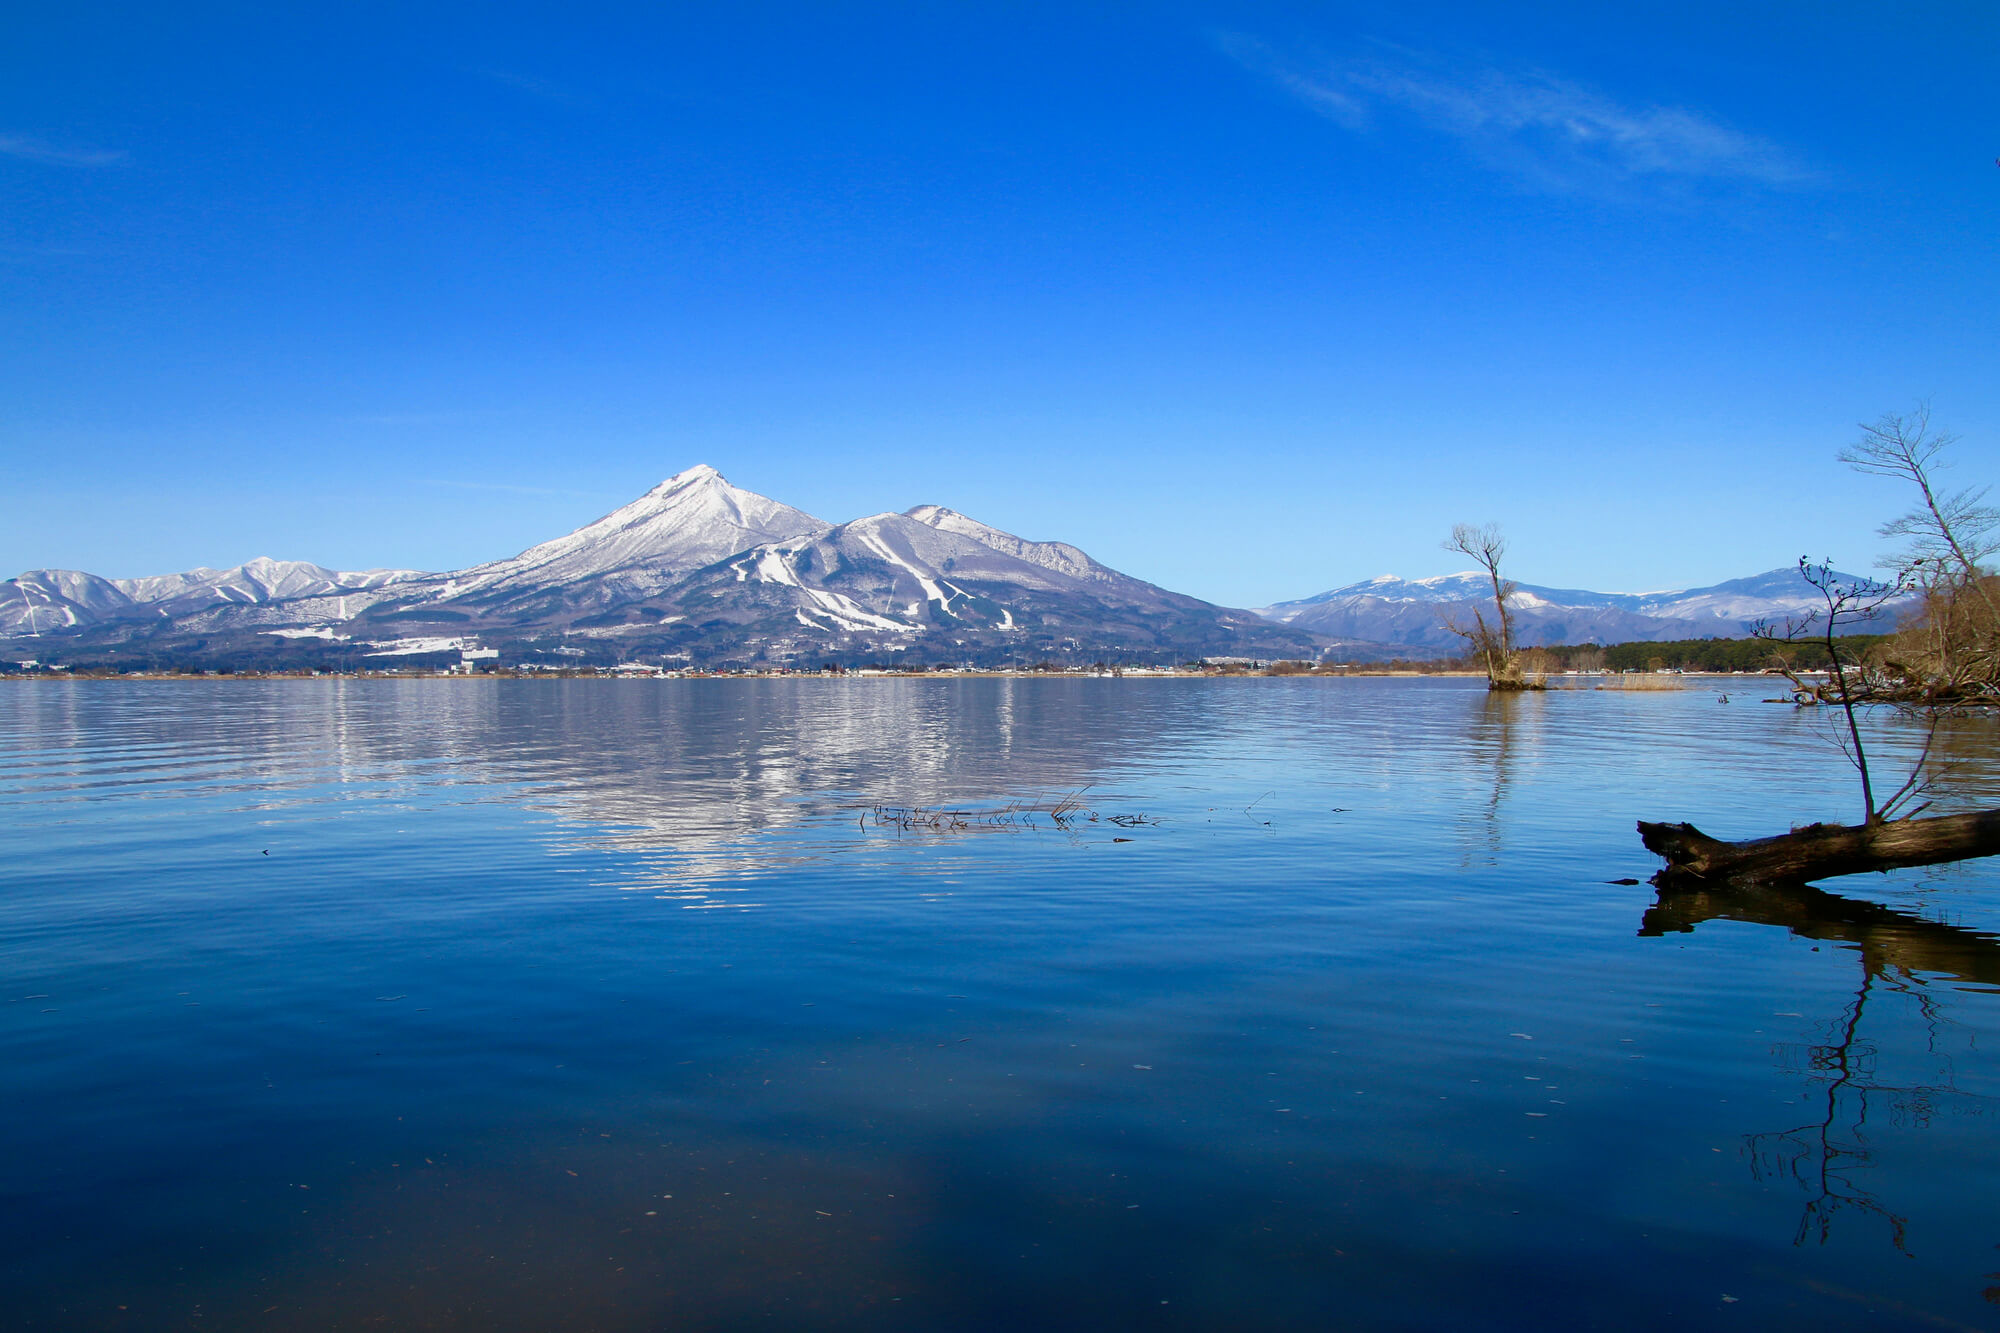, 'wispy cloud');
0,133,126,167
469,66,595,109
1221,36,1808,193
